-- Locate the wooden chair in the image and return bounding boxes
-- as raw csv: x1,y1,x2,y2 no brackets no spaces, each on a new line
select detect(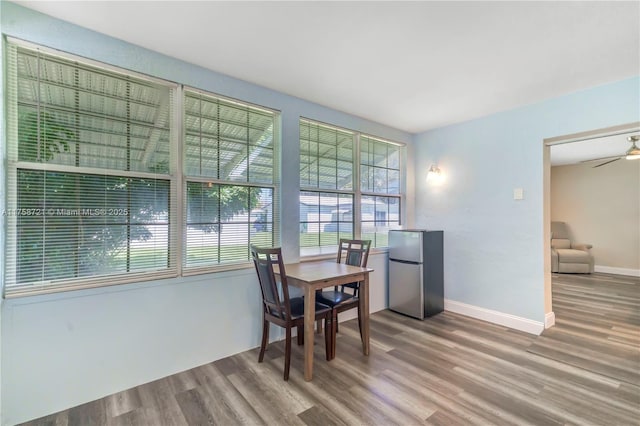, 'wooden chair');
250,245,333,380
315,239,371,358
